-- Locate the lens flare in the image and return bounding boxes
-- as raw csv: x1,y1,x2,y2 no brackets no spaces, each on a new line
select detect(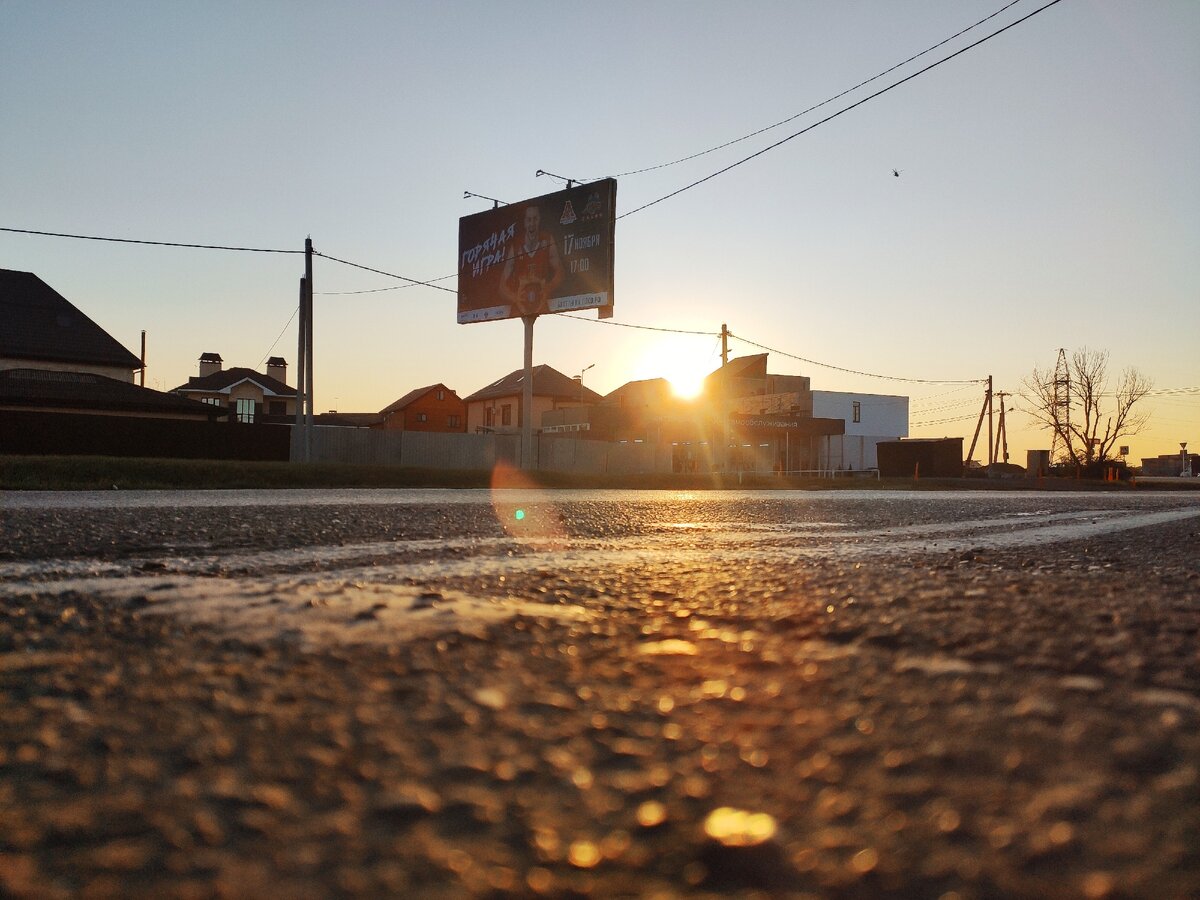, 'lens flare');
489,461,567,546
